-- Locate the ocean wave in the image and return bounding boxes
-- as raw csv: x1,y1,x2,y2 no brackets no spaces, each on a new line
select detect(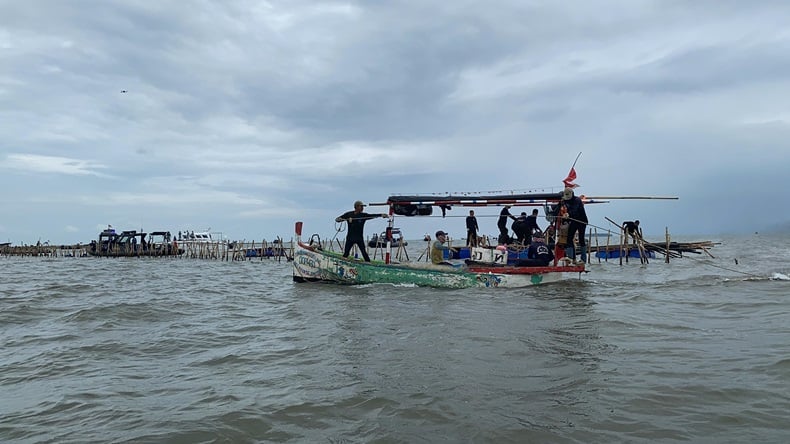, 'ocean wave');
724,272,790,282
